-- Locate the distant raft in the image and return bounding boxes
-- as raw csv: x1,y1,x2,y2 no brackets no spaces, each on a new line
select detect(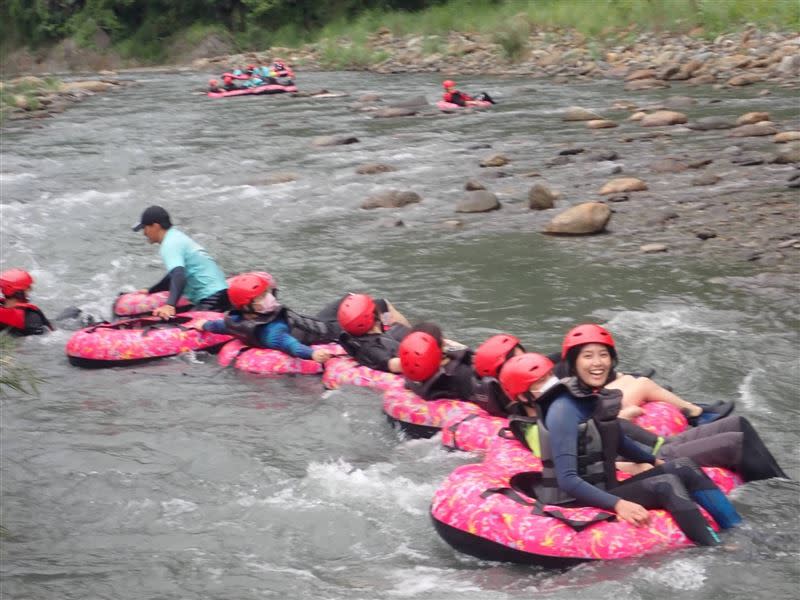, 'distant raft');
436,99,494,113
207,83,298,98
217,339,343,376
66,311,231,368
431,433,743,567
